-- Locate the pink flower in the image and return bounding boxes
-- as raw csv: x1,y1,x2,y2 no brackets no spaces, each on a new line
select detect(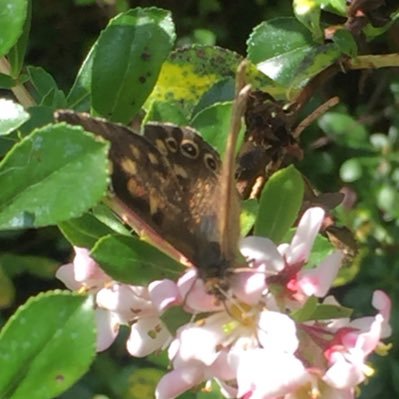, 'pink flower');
57,207,392,399
236,348,309,399
56,247,177,354
240,207,343,307
323,291,392,389
56,247,111,291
